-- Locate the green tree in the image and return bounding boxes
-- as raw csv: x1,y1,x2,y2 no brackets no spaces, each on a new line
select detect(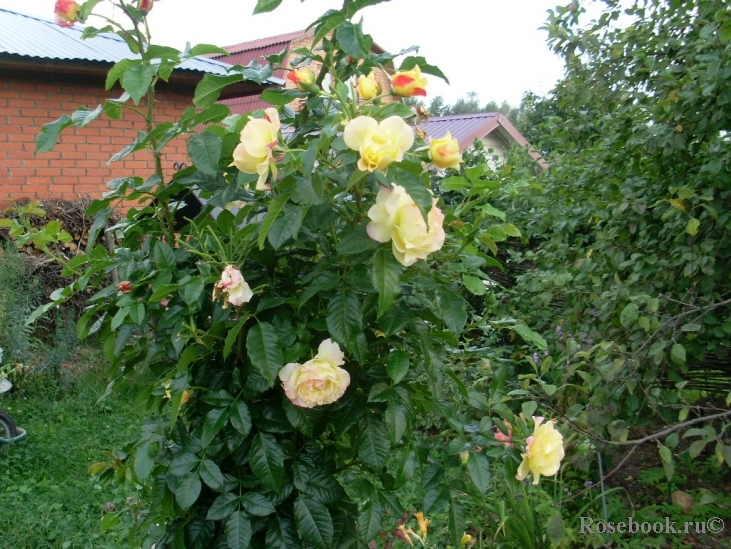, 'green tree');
494,0,731,467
